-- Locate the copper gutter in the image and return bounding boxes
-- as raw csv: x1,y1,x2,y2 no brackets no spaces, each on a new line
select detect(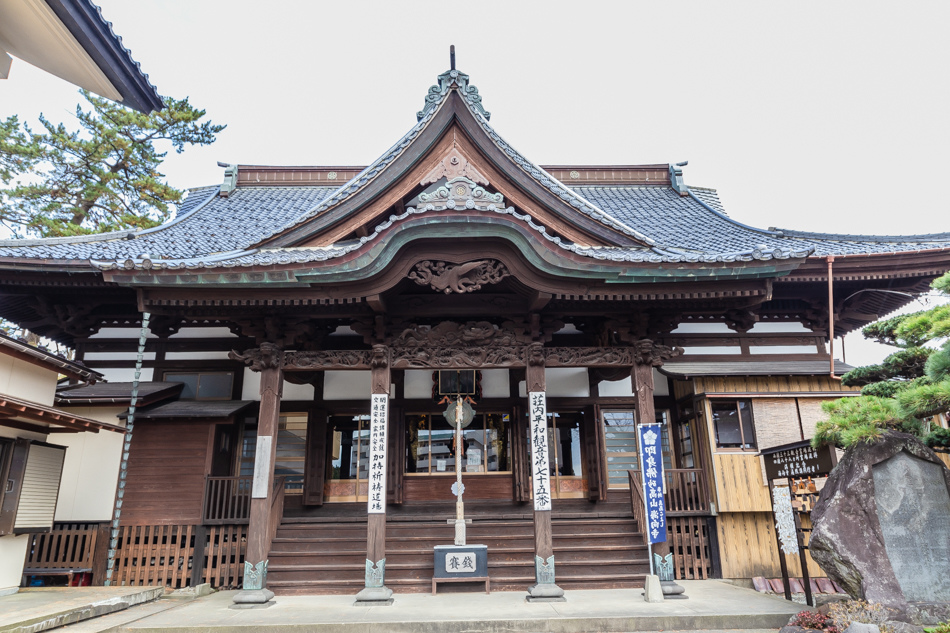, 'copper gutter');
827,256,838,379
